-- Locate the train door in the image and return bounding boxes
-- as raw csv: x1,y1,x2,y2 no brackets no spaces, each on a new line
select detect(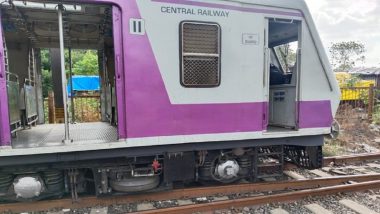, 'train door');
264,18,301,131
0,1,124,148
